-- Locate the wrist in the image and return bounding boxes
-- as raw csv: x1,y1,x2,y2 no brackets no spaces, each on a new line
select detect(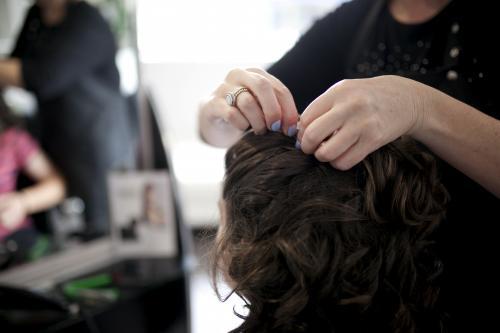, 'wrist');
18,190,32,215
408,82,440,143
